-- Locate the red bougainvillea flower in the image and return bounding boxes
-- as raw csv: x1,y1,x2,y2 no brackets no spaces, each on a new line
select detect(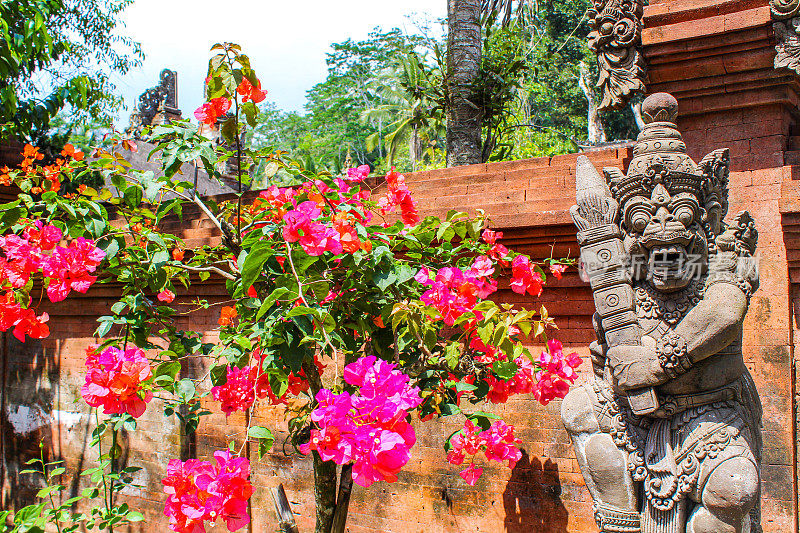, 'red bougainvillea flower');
12,308,50,342
237,78,267,103
80,346,153,418
301,356,422,487
549,263,567,280
447,420,522,485
172,248,185,262
60,143,84,161
510,255,544,297
376,168,419,226
162,450,252,533
194,97,232,125
158,289,176,303
219,306,237,327
212,365,257,416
